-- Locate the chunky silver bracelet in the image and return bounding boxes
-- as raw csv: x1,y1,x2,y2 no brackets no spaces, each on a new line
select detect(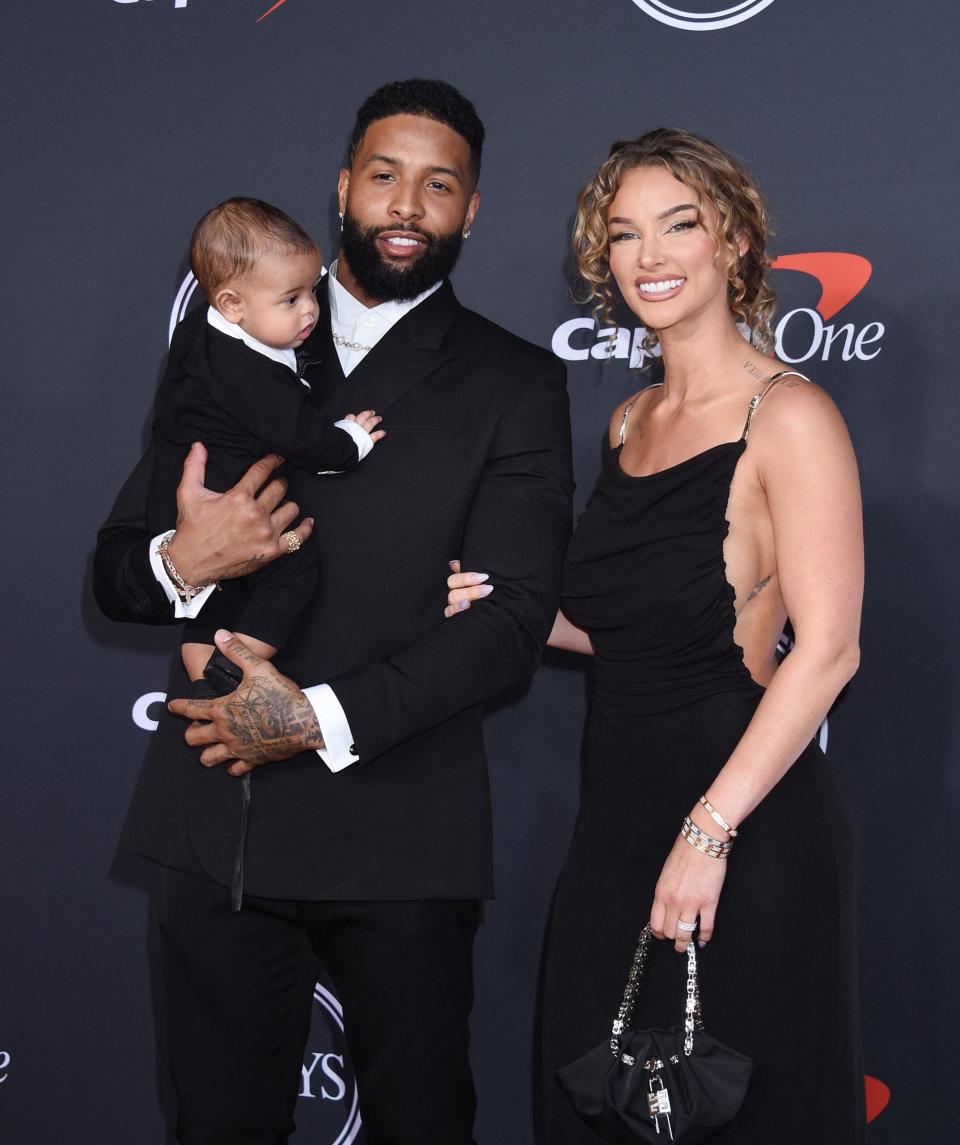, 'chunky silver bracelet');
155,534,211,604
